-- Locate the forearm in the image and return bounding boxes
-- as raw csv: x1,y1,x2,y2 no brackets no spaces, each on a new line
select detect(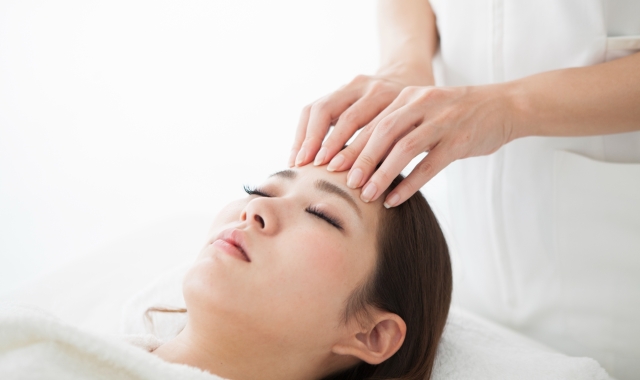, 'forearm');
509,52,640,140
376,0,438,85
